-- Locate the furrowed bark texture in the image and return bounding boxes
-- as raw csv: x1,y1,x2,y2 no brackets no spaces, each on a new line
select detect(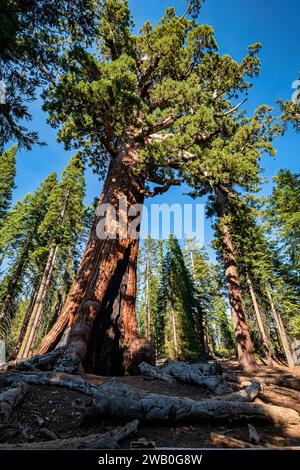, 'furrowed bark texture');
36,147,154,375
215,188,257,372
